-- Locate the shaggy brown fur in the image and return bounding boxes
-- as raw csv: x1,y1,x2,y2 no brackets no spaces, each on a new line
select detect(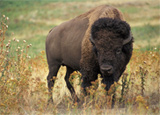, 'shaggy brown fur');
80,5,124,80
81,18,133,91
46,5,133,104
80,5,132,91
